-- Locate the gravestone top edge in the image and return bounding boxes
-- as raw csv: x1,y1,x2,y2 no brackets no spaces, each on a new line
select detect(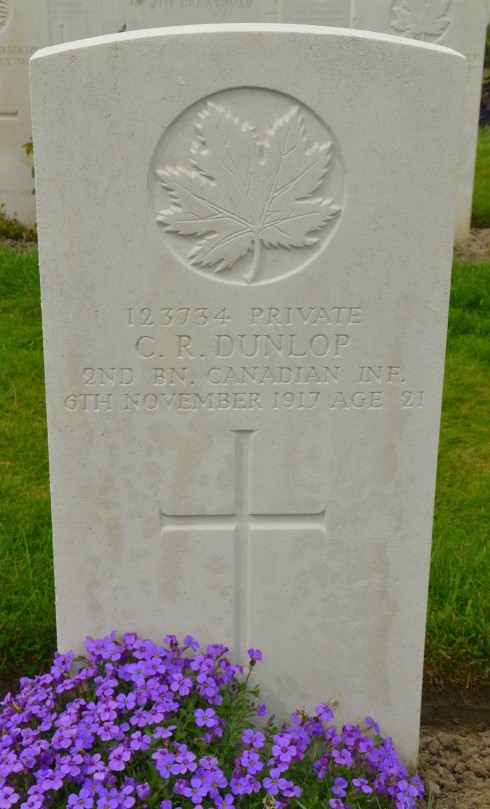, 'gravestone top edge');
29,22,466,65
